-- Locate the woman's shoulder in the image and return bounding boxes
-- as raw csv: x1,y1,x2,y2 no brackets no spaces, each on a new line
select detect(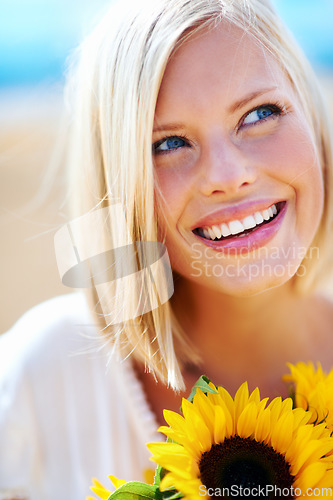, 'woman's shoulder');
0,293,97,378
4,292,91,330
